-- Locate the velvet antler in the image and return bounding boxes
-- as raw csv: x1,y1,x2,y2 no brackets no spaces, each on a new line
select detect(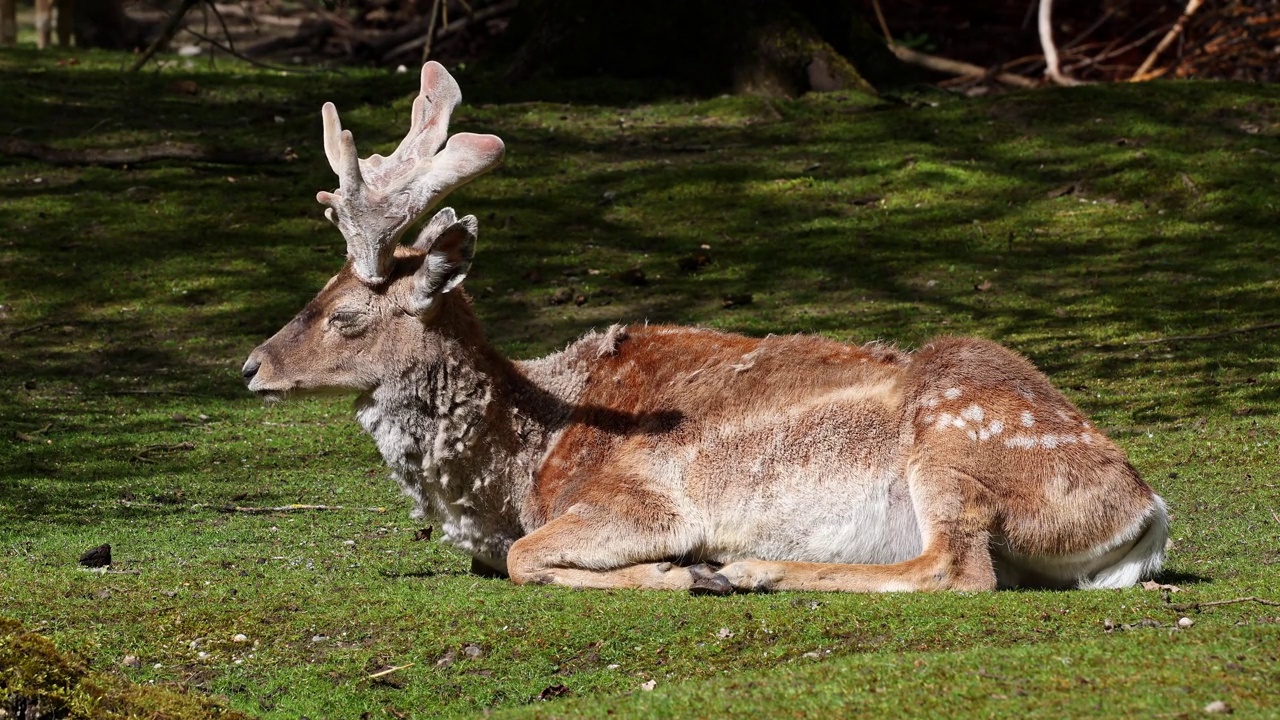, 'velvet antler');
316,62,504,285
